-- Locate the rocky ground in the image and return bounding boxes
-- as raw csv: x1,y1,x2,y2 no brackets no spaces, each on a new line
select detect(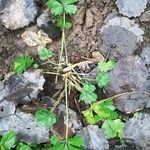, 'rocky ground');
0,0,150,150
